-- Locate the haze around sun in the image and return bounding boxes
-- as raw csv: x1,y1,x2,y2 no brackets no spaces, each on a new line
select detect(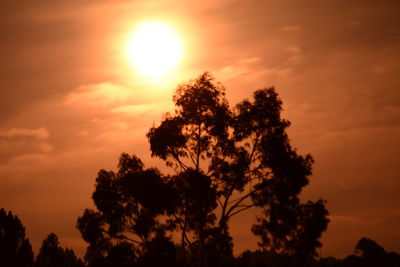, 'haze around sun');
126,21,183,79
